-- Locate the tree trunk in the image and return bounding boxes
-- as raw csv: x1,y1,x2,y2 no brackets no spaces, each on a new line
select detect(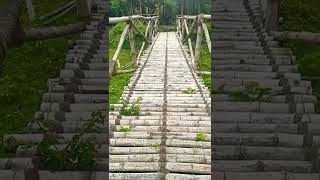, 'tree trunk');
0,0,24,65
